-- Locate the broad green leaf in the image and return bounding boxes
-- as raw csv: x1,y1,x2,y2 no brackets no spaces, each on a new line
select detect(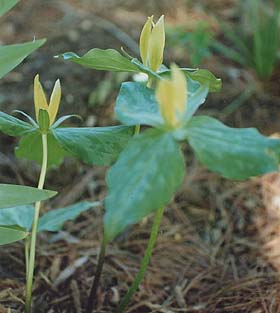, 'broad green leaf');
183,69,221,92
0,0,19,17
60,49,162,79
0,201,100,233
59,49,139,72
0,111,34,136
130,58,162,79
0,226,27,245
38,201,100,232
115,82,164,127
115,81,209,127
104,129,185,241
159,68,222,92
16,130,68,167
185,82,209,122
0,205,33,230
0,184,56,209
184,116,280,180
0,39,46,79
53,125,133,166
